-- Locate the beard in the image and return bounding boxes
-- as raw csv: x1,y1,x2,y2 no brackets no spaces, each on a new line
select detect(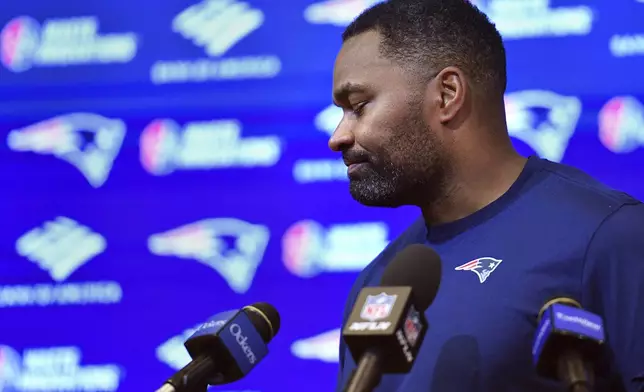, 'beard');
347,109,447,207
